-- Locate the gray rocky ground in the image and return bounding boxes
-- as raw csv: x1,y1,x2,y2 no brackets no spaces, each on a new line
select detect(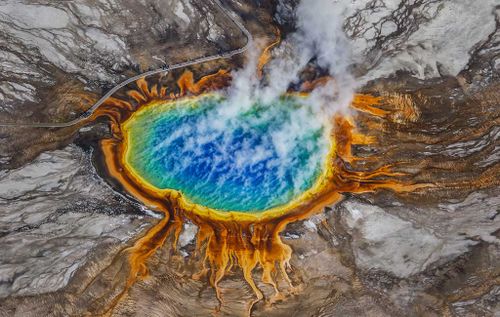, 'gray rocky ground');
0,0,244,122
0,144,155,299
0,0,498,316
